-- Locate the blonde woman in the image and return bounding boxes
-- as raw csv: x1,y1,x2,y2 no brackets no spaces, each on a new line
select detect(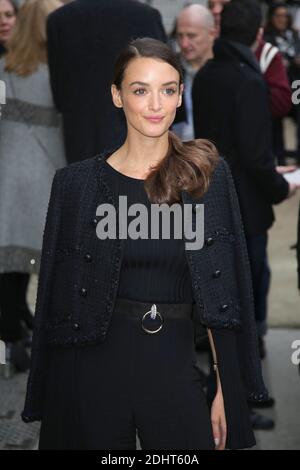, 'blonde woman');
0,0,66,373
